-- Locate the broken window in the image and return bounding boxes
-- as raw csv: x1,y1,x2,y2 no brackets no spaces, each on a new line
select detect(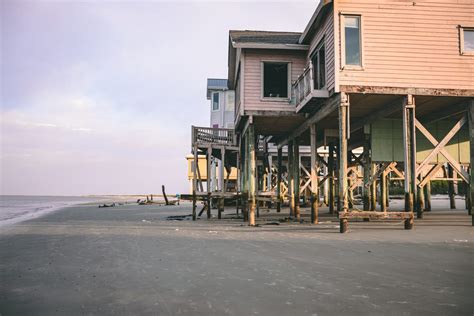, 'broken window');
343,15,362,66
311,41,326,89
263,62,289,98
